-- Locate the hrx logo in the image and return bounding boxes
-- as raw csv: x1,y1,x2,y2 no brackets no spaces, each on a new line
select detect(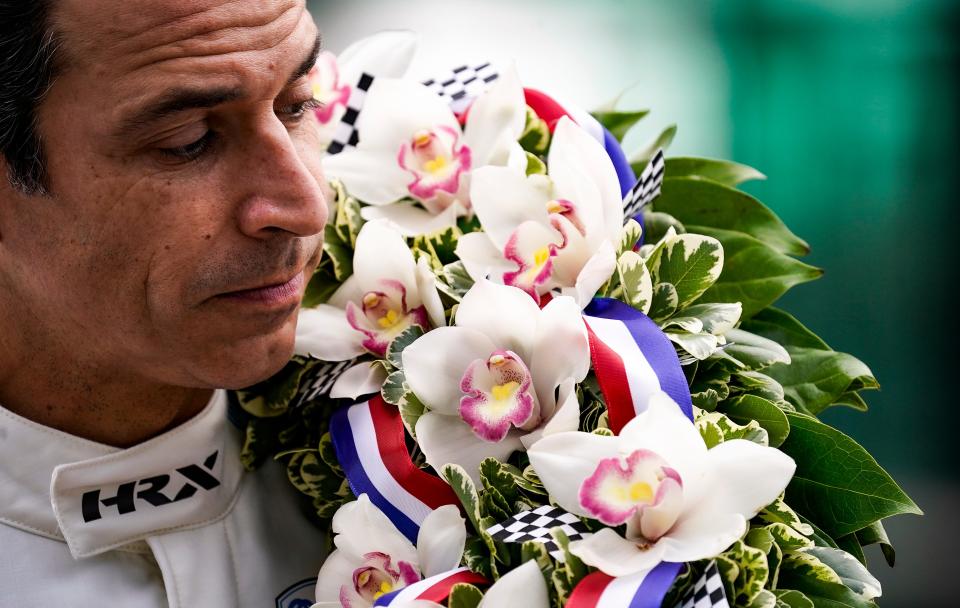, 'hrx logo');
81,451,221,523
